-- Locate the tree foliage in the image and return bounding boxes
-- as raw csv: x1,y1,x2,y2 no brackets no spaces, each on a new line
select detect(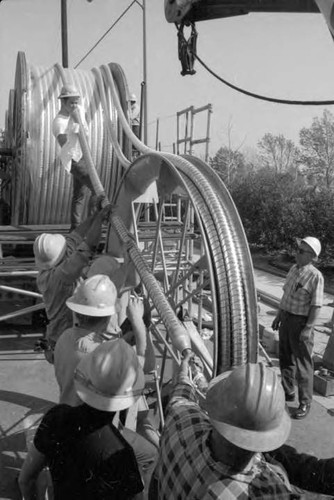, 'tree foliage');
257,133,300,176
228,170,334,262
210,112,334,263
299,110,334,189
209,146,248,185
